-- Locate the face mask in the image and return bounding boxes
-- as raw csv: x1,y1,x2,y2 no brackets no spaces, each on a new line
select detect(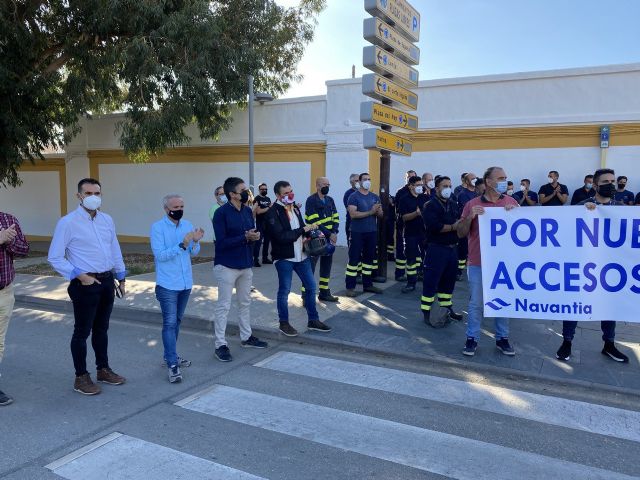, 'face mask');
470,178,477,186
218,195,227,204
82,195,102,211
617,183,625,190
520,185,527,192
506,189,514,196
585,183,593,190
496,181,508,193
259,190,268,196
168,209,183,221
598,183,616,199
426,180,435,189
239,190,249,204
320,186,330,195
361,180,371,190
282,192,295,204
414,186,424,195
440,187,452,199
353,182,360,190
548,177,554,184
